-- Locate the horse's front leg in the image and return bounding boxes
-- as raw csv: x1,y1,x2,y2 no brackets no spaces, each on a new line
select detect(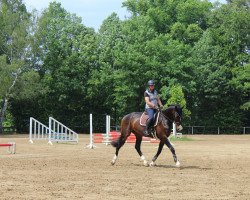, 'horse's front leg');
150,141,164,166
165,138,181,167
135,137,149,167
